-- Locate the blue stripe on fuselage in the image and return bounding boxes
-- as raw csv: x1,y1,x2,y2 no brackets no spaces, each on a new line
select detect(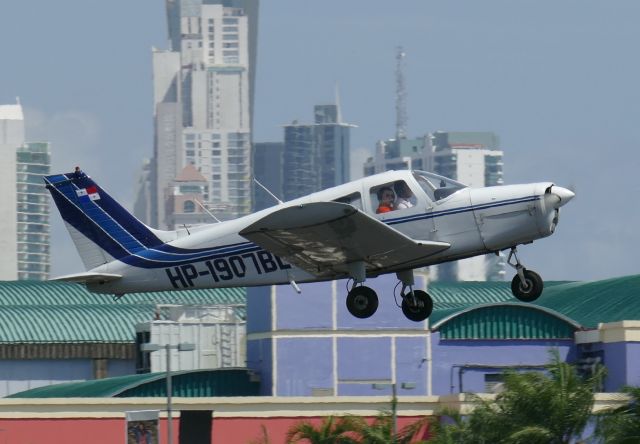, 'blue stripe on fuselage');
386,195,539,226
116,194,542,269
48,174,541,270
